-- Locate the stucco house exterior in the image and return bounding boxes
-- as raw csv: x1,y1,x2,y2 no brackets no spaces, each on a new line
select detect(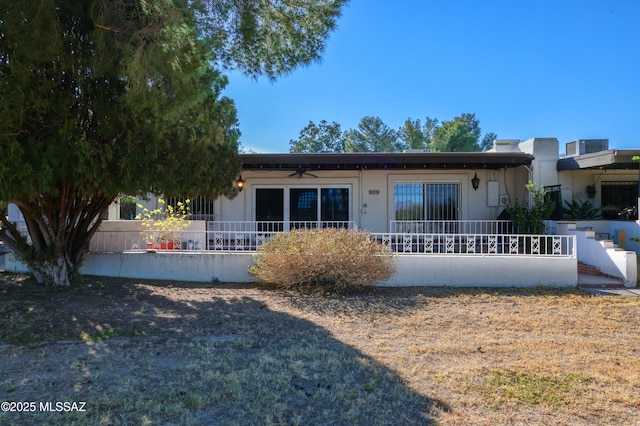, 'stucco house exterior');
6,137,639,287
126,137,640,231
124,137,639,237
217,150,533,232
108,137,635,286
